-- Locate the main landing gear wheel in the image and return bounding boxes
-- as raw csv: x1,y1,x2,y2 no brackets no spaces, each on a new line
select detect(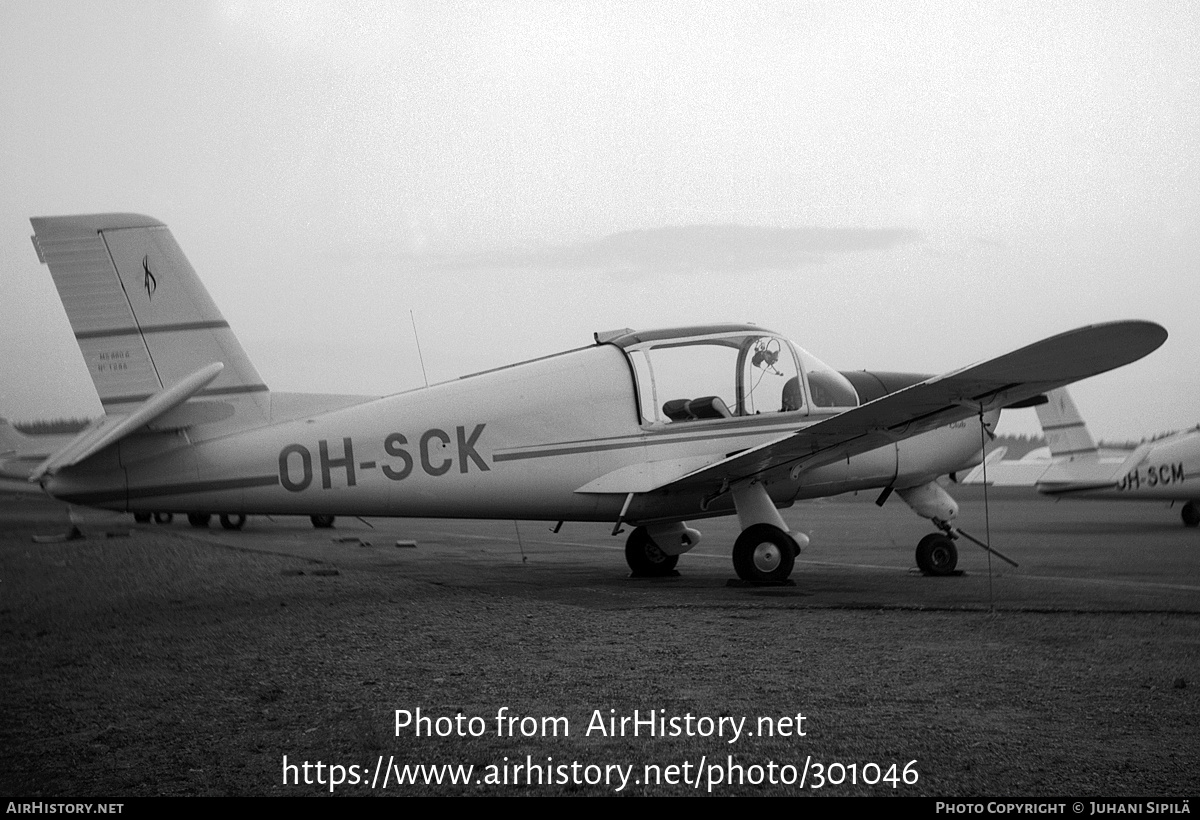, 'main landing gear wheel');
187,513,211,528
220,513,247,531
732,524,797,584
1181,501,1200,528
133,513,152,523
916,532,958,576
310,514,336,529
625,526,679,576
153,512,174,525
